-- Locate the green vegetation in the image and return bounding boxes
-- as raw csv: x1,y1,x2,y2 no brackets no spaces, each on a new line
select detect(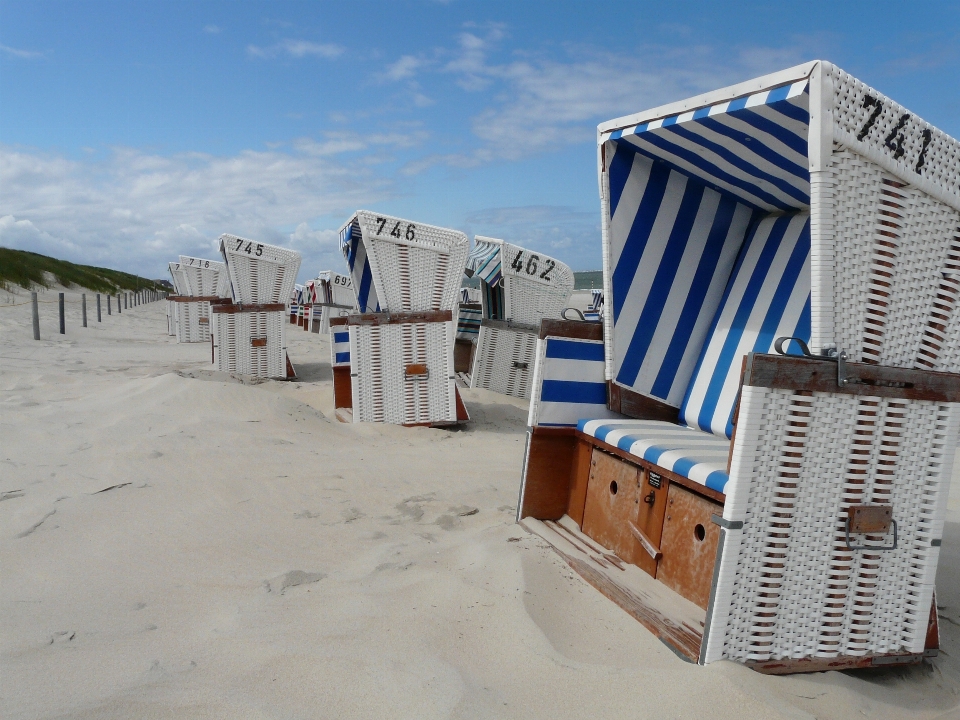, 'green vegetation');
574,271,603,290
0,247,164,294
